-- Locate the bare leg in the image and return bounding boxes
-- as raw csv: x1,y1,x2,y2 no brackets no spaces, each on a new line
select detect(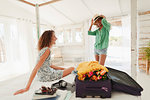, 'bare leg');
95,55,99,62
99,54,107,66
62,67,74,77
